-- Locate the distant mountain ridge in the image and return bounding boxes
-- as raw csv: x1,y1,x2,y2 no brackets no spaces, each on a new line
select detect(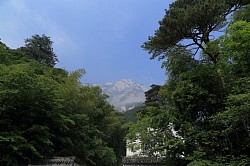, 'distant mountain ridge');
101,79,147,112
